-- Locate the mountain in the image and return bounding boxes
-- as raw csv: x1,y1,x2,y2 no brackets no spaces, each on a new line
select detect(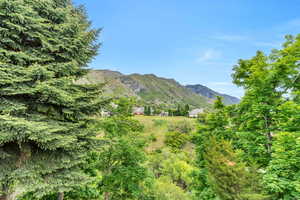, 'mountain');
79,69,239,108
120,73,210,108
185,84,240,105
